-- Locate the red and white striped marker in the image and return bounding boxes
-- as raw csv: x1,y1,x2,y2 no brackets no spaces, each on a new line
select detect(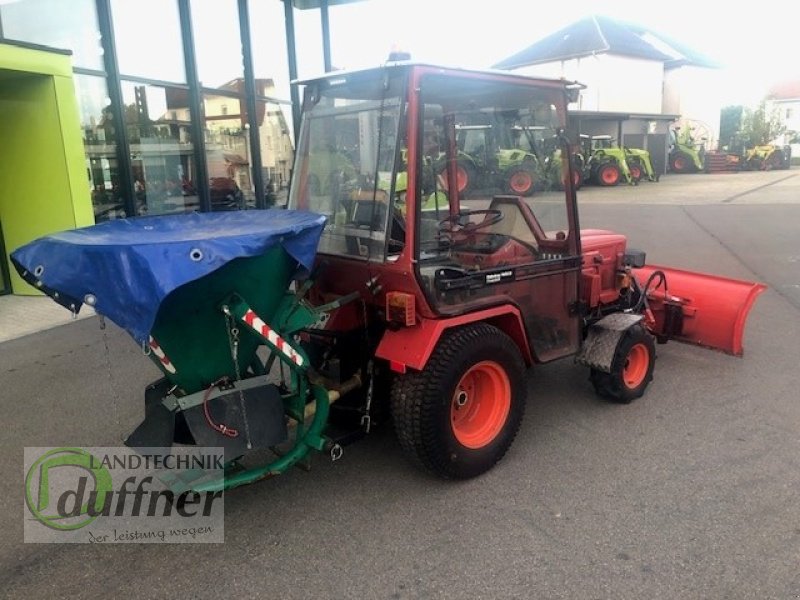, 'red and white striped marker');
148,336,177,374
242,309,305,367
